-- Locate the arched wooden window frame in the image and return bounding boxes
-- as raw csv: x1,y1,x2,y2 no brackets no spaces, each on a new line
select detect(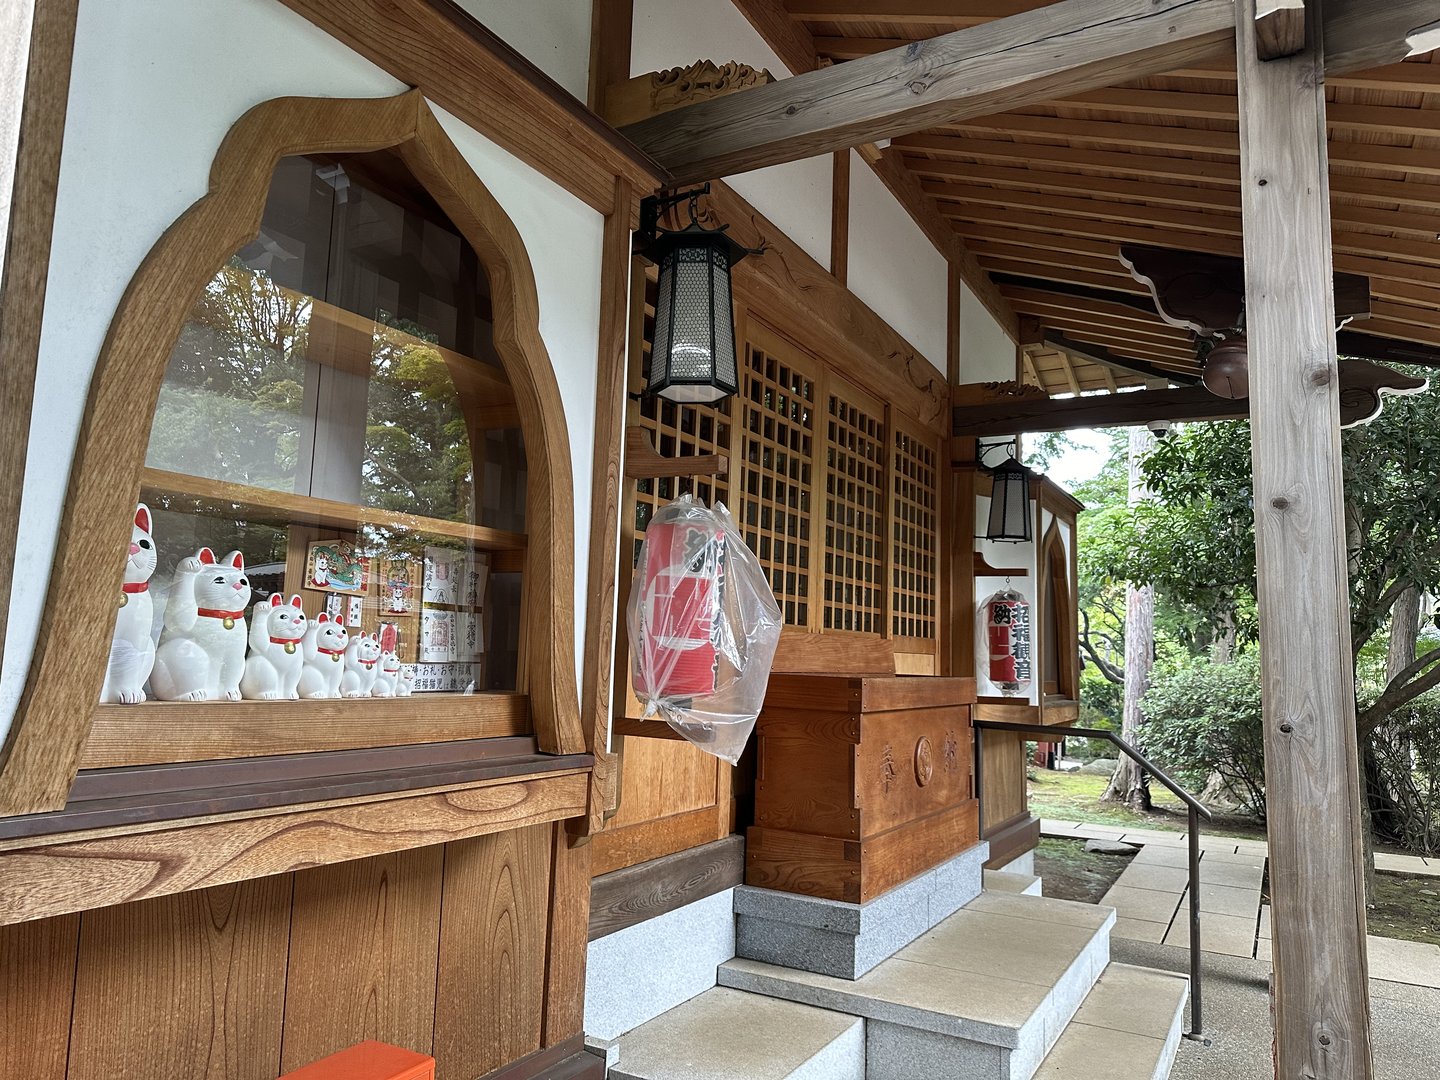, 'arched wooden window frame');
0,91,583,815
1037,517,1078,703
